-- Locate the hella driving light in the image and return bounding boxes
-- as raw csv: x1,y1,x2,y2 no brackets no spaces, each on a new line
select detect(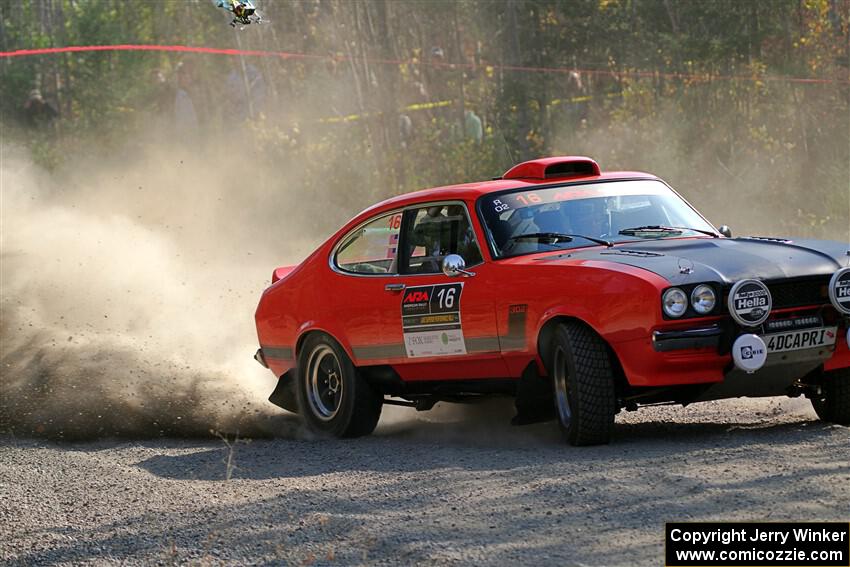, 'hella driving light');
691,284,717,314
662,288,688,318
